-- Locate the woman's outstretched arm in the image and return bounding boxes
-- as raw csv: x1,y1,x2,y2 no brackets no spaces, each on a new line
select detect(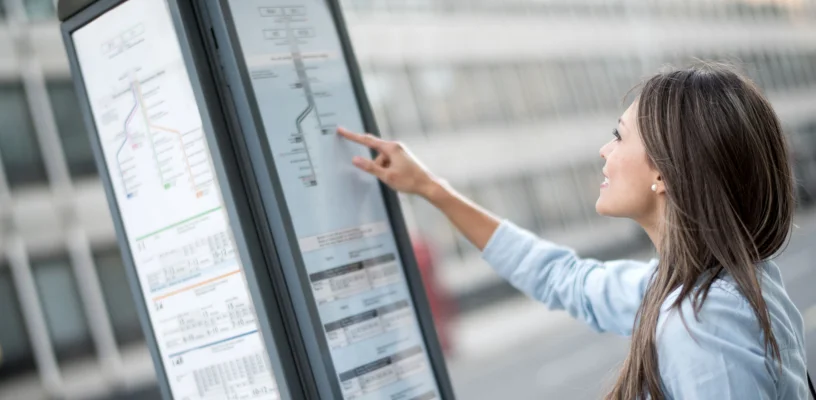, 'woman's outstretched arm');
337,127,655,335
337,126,500,250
